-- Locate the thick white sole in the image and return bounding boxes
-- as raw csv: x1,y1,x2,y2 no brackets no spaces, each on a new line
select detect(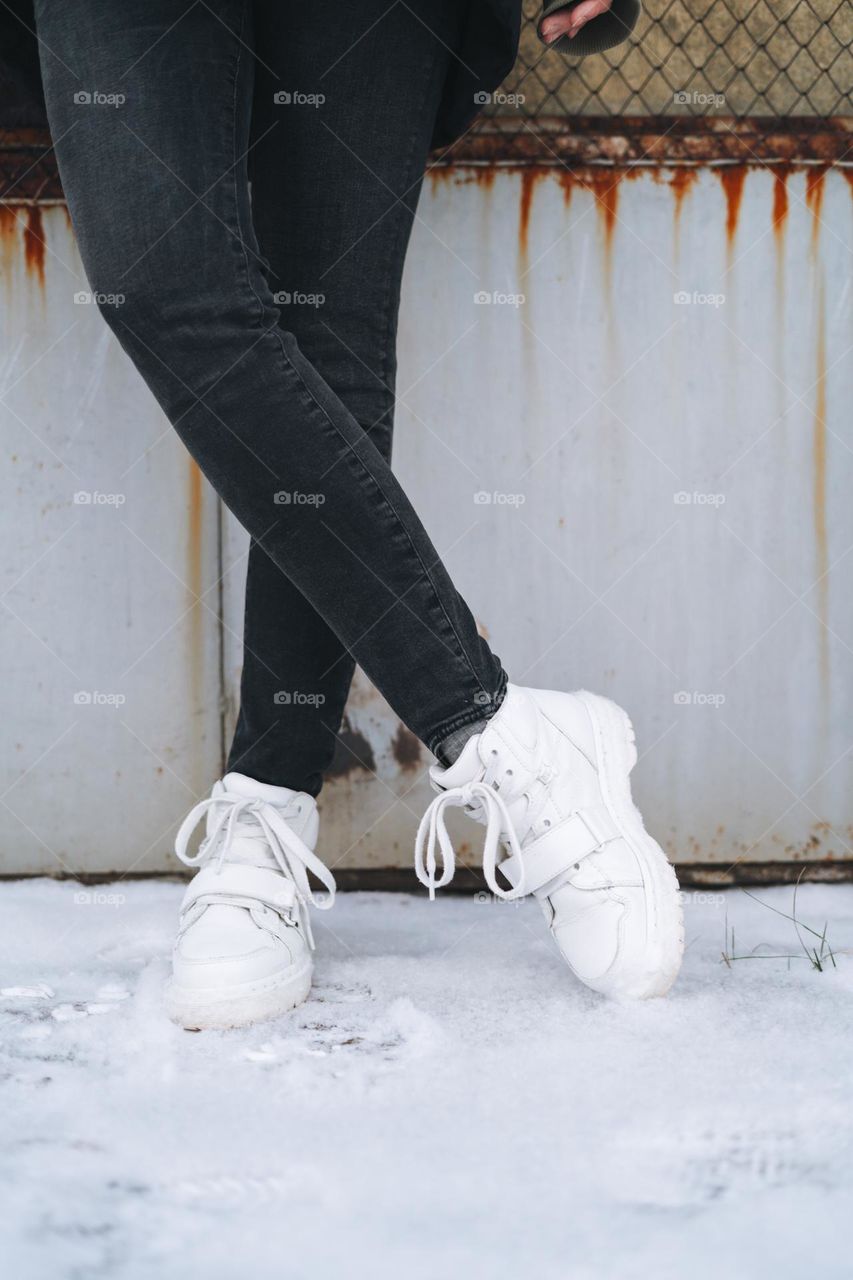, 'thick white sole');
562,690,685,999
165,958,313,1031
